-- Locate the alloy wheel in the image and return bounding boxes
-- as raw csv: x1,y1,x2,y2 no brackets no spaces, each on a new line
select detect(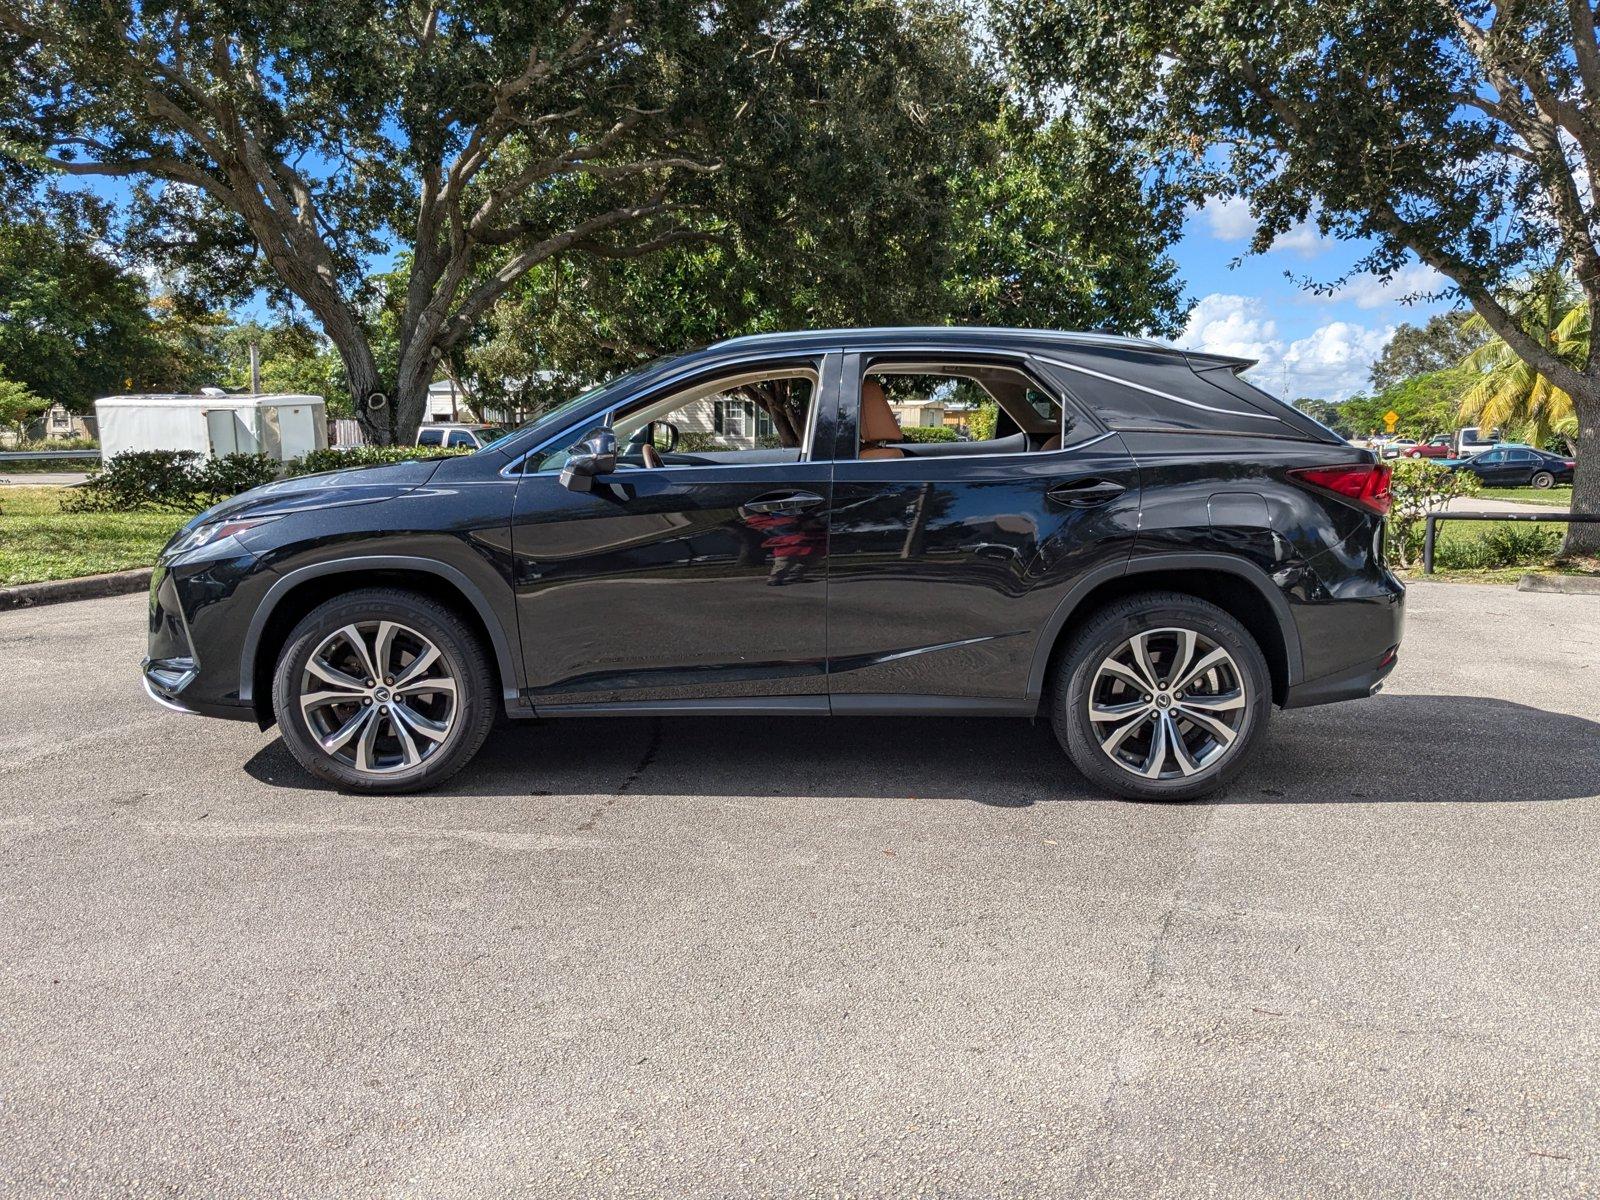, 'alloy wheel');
299,621,459,775
1087,626,1248,781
